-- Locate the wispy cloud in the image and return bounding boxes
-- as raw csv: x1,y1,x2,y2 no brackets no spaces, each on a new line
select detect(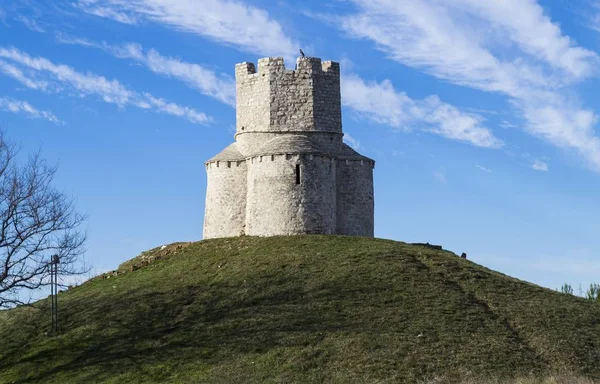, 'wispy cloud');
532,159,549,172
342,74,502,148
476,164,492,173
57,33,495,148
55,34,98,47
584,2,600,34
343,132,360,150
452,0,597,79
0,47,210,124
499,121,518,129
140,93,209,123
0,47,133,104
73,0,299,59
56,36,236,106
78,4,138,24
337,0,600,171
342,0,597,92
0,59,50,90
16,15,45,32
0,97,62,125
